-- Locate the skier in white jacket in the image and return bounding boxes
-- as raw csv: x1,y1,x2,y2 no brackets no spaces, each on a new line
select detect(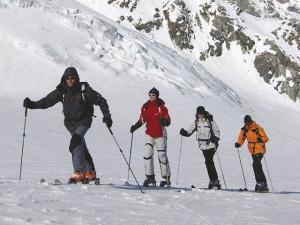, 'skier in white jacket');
180,106,221,189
